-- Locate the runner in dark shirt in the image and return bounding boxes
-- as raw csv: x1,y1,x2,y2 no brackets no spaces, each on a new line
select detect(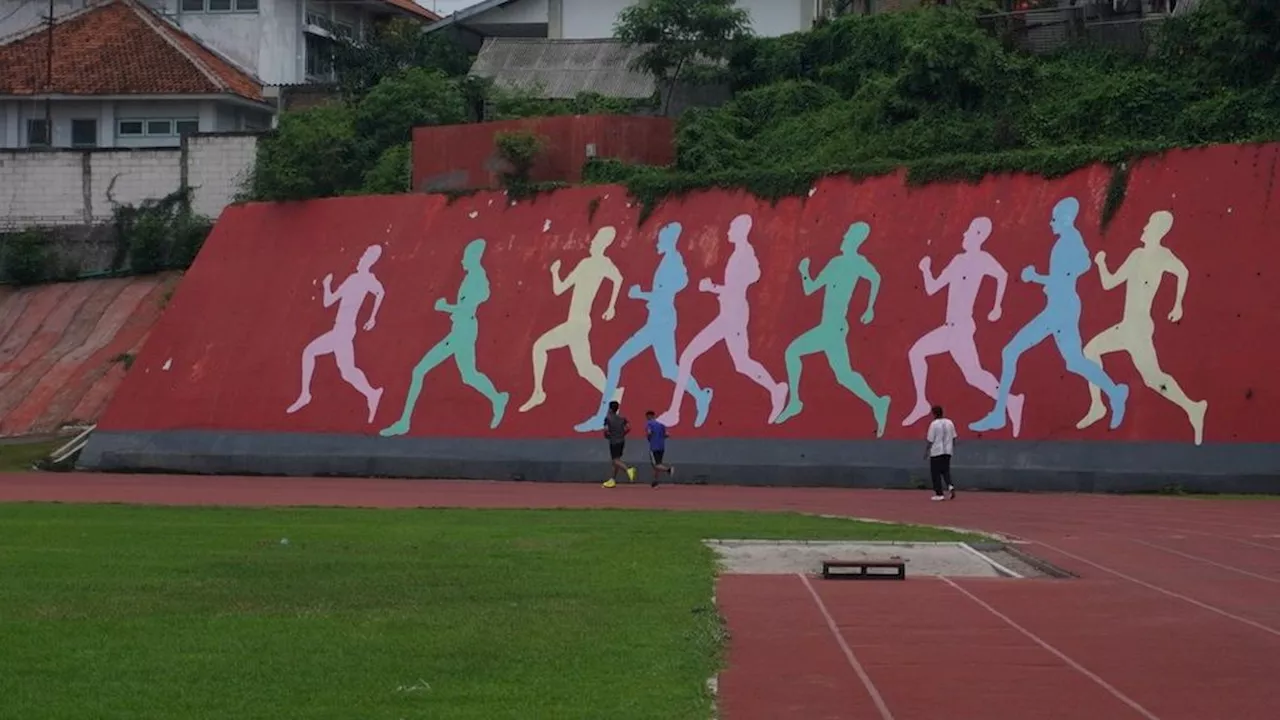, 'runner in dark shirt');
602,401,636,488
645,410,675,487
